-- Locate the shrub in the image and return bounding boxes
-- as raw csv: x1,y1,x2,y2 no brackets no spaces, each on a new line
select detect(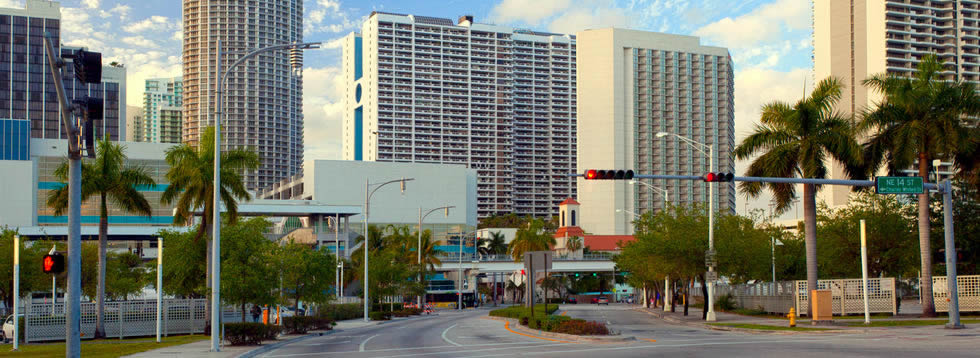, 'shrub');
225,323,280,345
369,311,392,321
318,303,361,321
282,316,315,334
551,319,610,336
520,316,529,326
715,293,737,311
